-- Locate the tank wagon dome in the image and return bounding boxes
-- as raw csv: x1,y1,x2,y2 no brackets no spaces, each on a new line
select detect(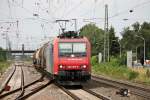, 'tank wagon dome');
39,37,54,46
35,49,41,61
